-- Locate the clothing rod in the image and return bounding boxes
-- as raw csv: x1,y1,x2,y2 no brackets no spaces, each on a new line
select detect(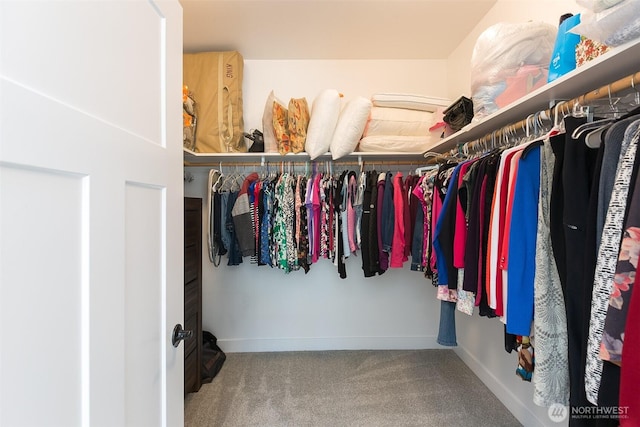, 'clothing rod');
463,70,640,152
184,159,427,168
